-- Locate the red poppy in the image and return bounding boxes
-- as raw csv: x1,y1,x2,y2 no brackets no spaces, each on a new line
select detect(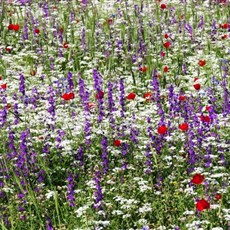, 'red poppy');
108,18,113,24
114,139,121,146
194,77,199,82
179,95,186,101
160,3,167,9
196,199,210,212
5,47,12,52
6,104,11,110
164,34,169,39
194,83,201,91
164,41,171,49
95,91,104,99
221,34,227,40
198,60,206,67
179,123,189,131
1,83,7,89
200,115,211,123
143,92,153,101
139,66,147,73
126,92,136,100
223,23,229,29
205,106,211,111
215,194,222,200
8,24,15,30
62,92,74,100
160,51,166,57
157,125,167,135
13,24,20,31
63,43,68,48
34,28,40,34
163,66,169,73
8,24,20,31
191,174,204,185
